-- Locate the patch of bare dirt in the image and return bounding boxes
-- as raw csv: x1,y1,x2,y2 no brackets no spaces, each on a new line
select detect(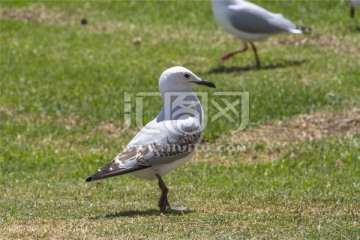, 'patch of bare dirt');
0,4,68,25
229,107,360,146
